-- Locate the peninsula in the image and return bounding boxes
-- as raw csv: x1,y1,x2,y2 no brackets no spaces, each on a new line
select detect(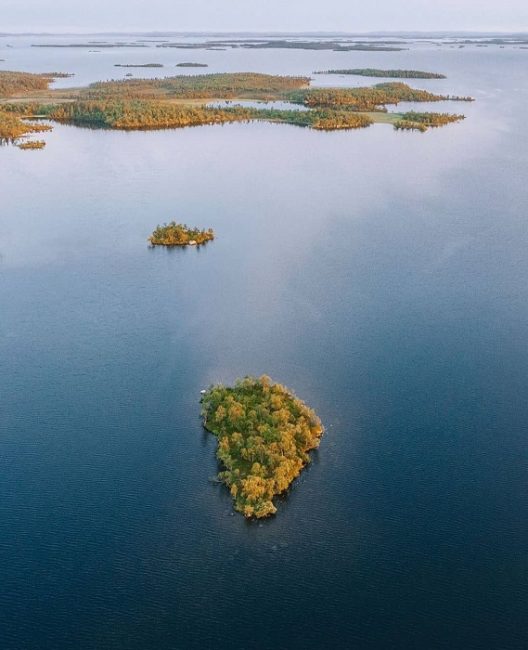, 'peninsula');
201,376,324,518
394,111,465,131
314,68,447,79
